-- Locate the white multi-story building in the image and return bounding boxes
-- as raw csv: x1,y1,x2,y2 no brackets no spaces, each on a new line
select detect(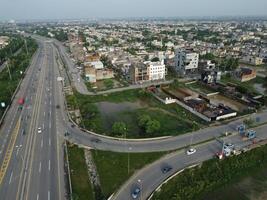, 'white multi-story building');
145,60,166,81
174,49,199,75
